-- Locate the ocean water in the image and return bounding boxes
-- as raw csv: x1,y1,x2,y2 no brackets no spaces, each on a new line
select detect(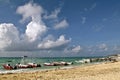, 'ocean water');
0,57,92,73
